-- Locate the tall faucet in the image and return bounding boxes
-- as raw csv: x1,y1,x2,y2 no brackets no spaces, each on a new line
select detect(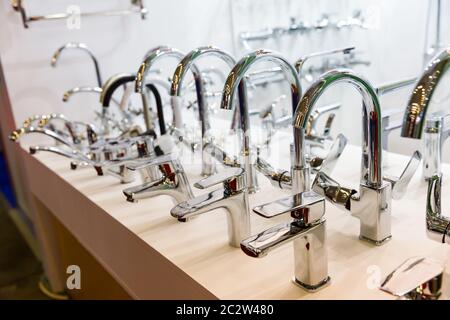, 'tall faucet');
170,46,242,177
401,48,450,180
135,46,186,130
426,174,450,244
296,69,420,244
220,49,301,193
51,42,103,87
171,167,250,247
